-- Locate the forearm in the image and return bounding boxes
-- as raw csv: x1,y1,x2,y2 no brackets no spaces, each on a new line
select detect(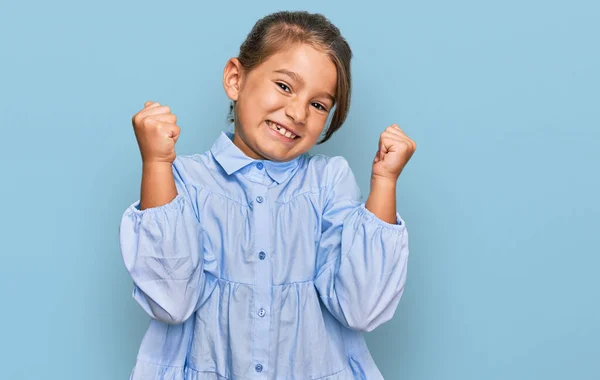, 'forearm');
316,173,407,331
365,177,397,224
139,162,177,210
